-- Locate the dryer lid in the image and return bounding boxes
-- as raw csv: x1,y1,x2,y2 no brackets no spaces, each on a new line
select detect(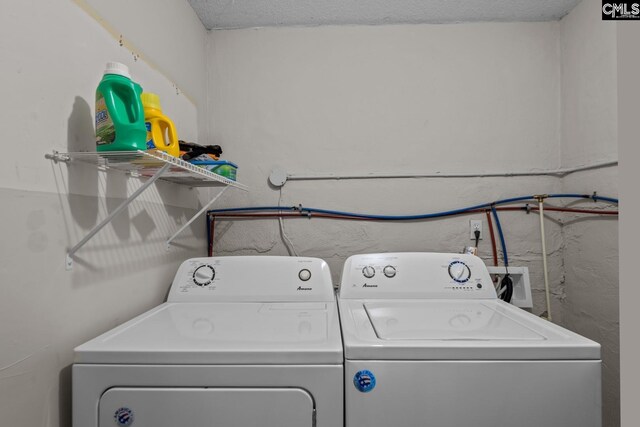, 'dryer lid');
74,302,343,365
